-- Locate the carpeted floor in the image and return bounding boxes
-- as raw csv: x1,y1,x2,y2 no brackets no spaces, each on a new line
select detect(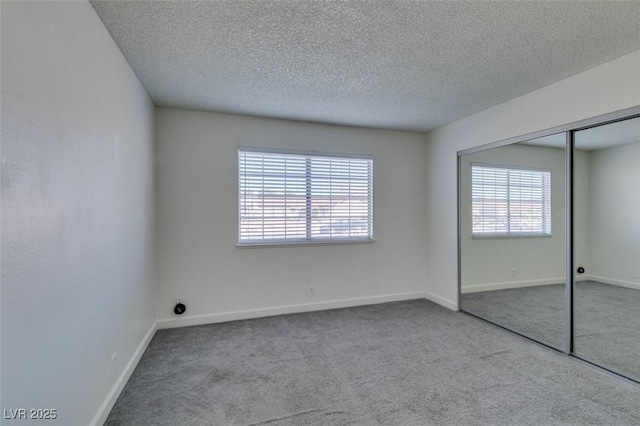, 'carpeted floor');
461,283,566,349
106,299,640,425
461,281,640,381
